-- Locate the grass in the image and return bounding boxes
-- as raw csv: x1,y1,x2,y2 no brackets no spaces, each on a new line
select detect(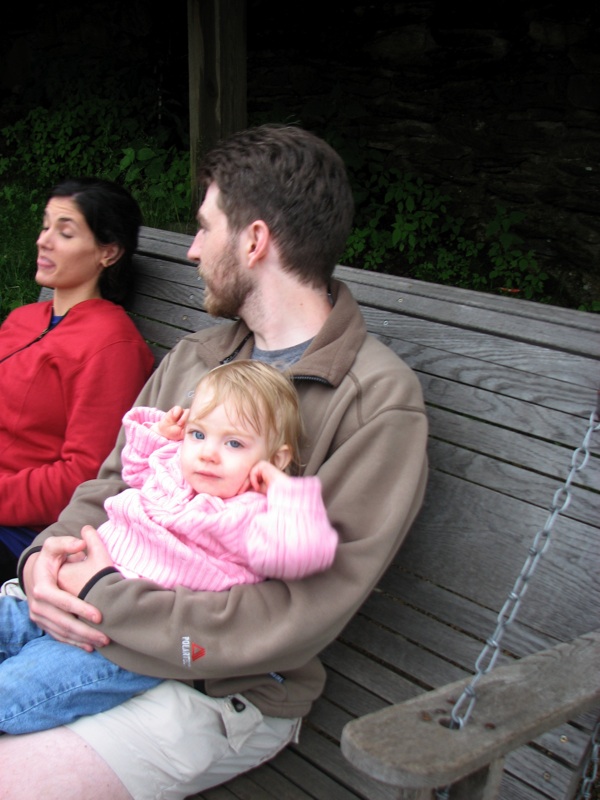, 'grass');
0,253,39,322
